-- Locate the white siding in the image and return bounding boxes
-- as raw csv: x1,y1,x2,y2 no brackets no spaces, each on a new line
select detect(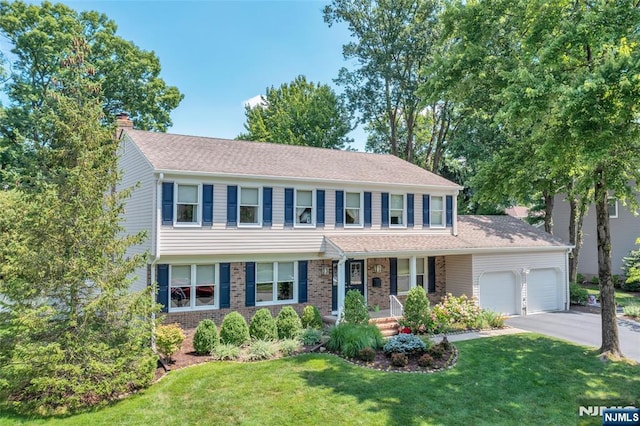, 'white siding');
118,136,155,292
445,254,473,297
